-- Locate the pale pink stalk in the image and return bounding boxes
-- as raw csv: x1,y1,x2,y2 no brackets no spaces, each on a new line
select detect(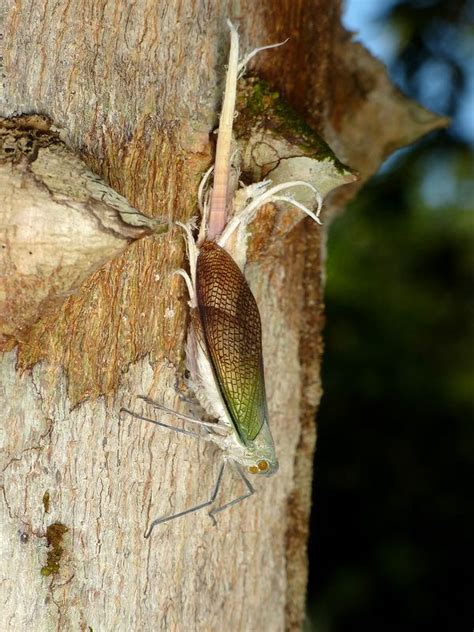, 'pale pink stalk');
206,21,239,241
